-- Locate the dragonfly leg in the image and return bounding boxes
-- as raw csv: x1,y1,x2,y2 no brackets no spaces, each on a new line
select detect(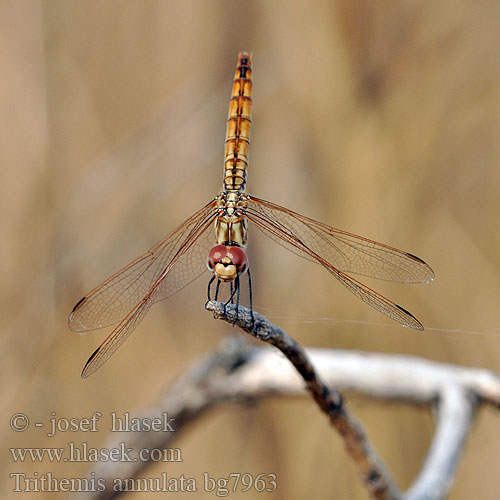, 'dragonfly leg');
207,275,216,302
228,281,235,323
215,278,221,301
234,275,241,323
224,275,239,321
236,275,241,310
247,267,255,328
